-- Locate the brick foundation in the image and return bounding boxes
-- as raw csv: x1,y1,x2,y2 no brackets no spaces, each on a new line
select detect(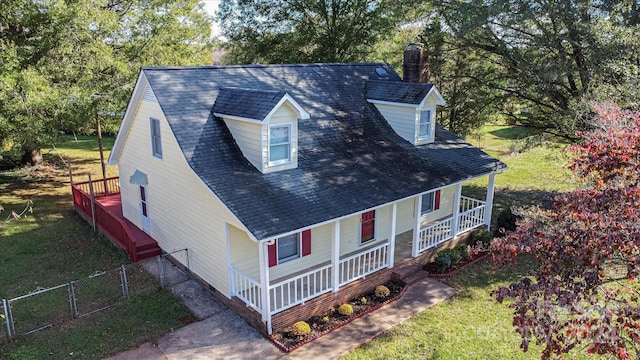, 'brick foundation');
171,228,484,335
